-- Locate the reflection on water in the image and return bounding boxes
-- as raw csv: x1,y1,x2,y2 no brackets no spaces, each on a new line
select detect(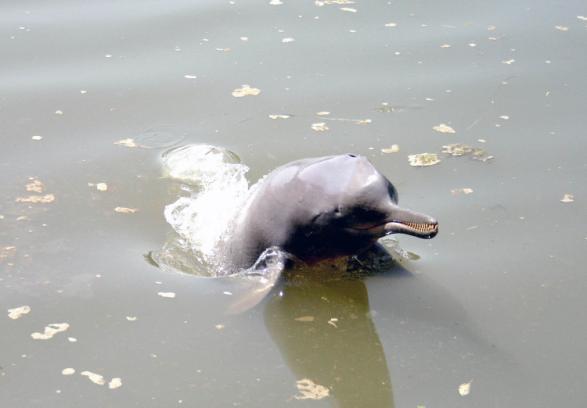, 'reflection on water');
265,269,394,407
